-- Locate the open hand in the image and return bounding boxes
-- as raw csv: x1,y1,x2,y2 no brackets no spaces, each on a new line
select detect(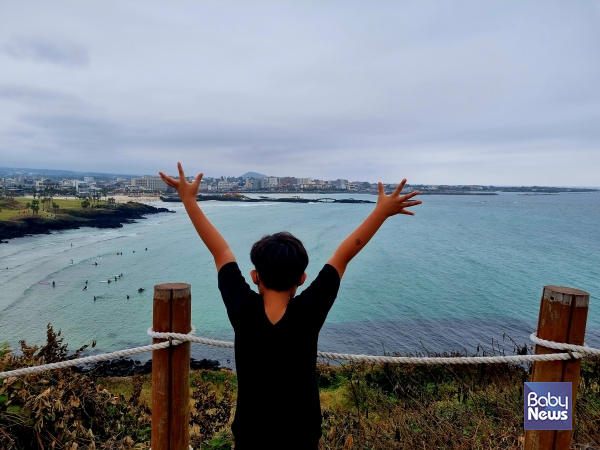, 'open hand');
158,162,203,203
375,179,421,217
